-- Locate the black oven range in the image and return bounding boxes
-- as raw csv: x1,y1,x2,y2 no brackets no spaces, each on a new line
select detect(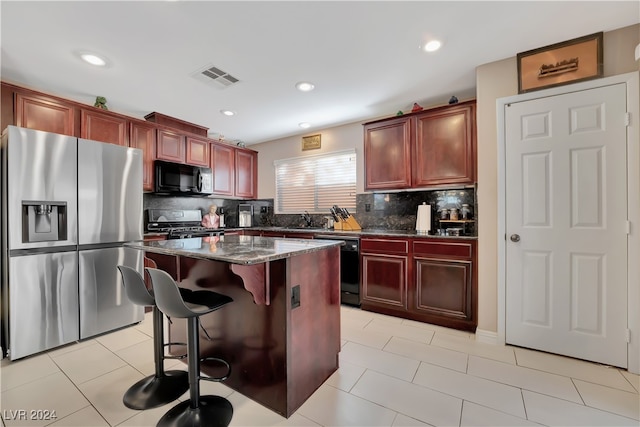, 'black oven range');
146,209,224,239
